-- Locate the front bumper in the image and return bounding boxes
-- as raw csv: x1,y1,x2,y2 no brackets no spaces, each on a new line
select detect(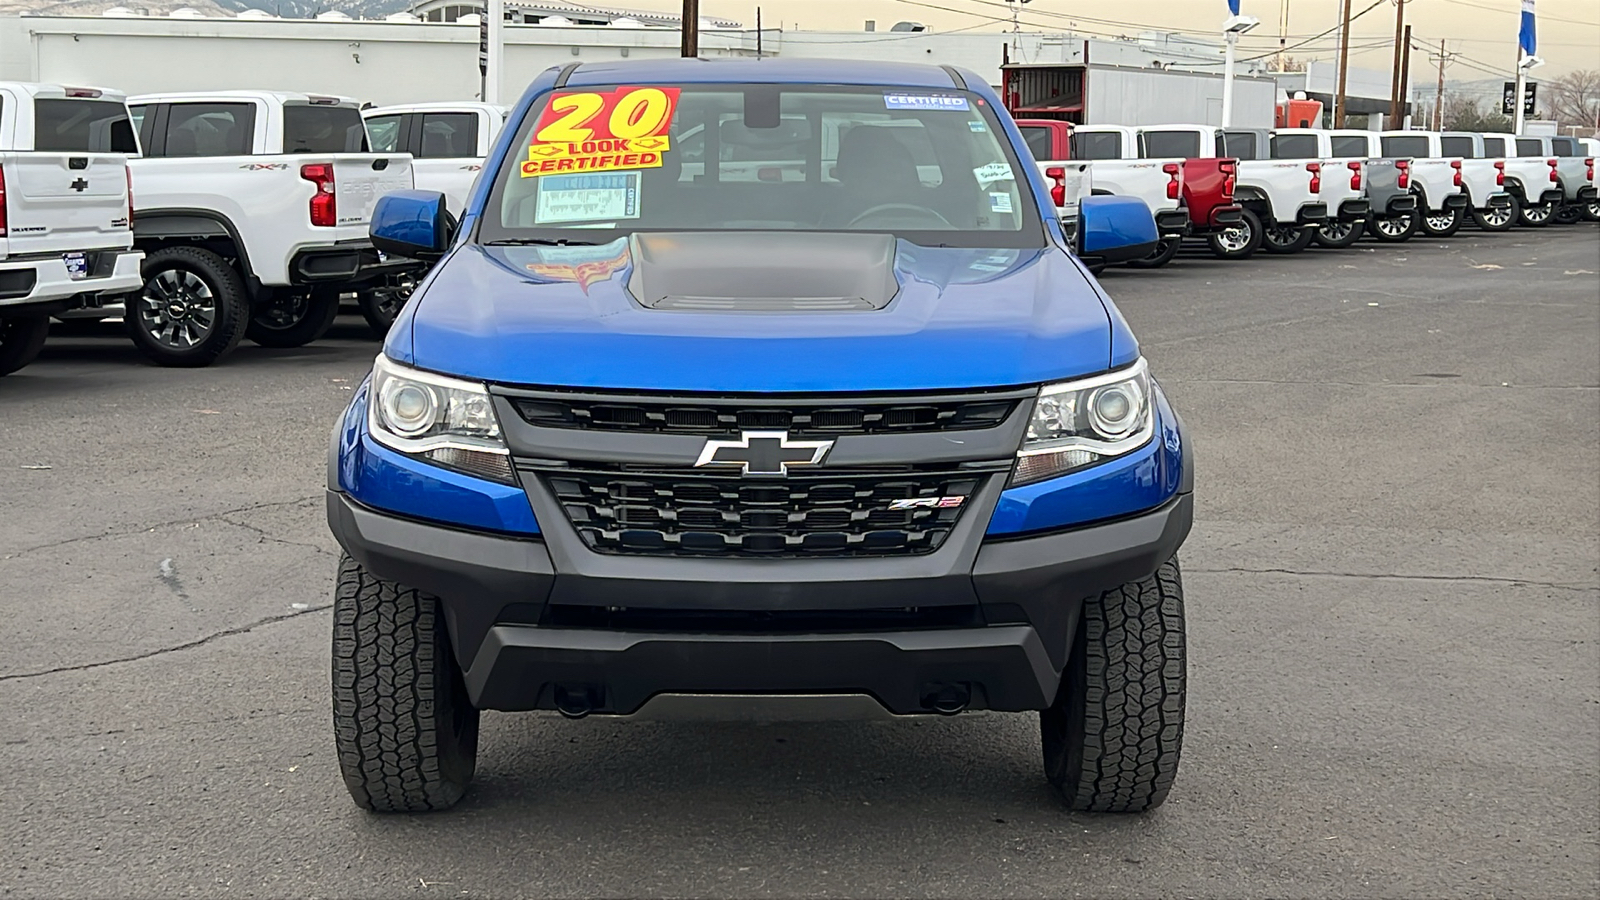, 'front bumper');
0,248,142,310
328,488,1193,715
